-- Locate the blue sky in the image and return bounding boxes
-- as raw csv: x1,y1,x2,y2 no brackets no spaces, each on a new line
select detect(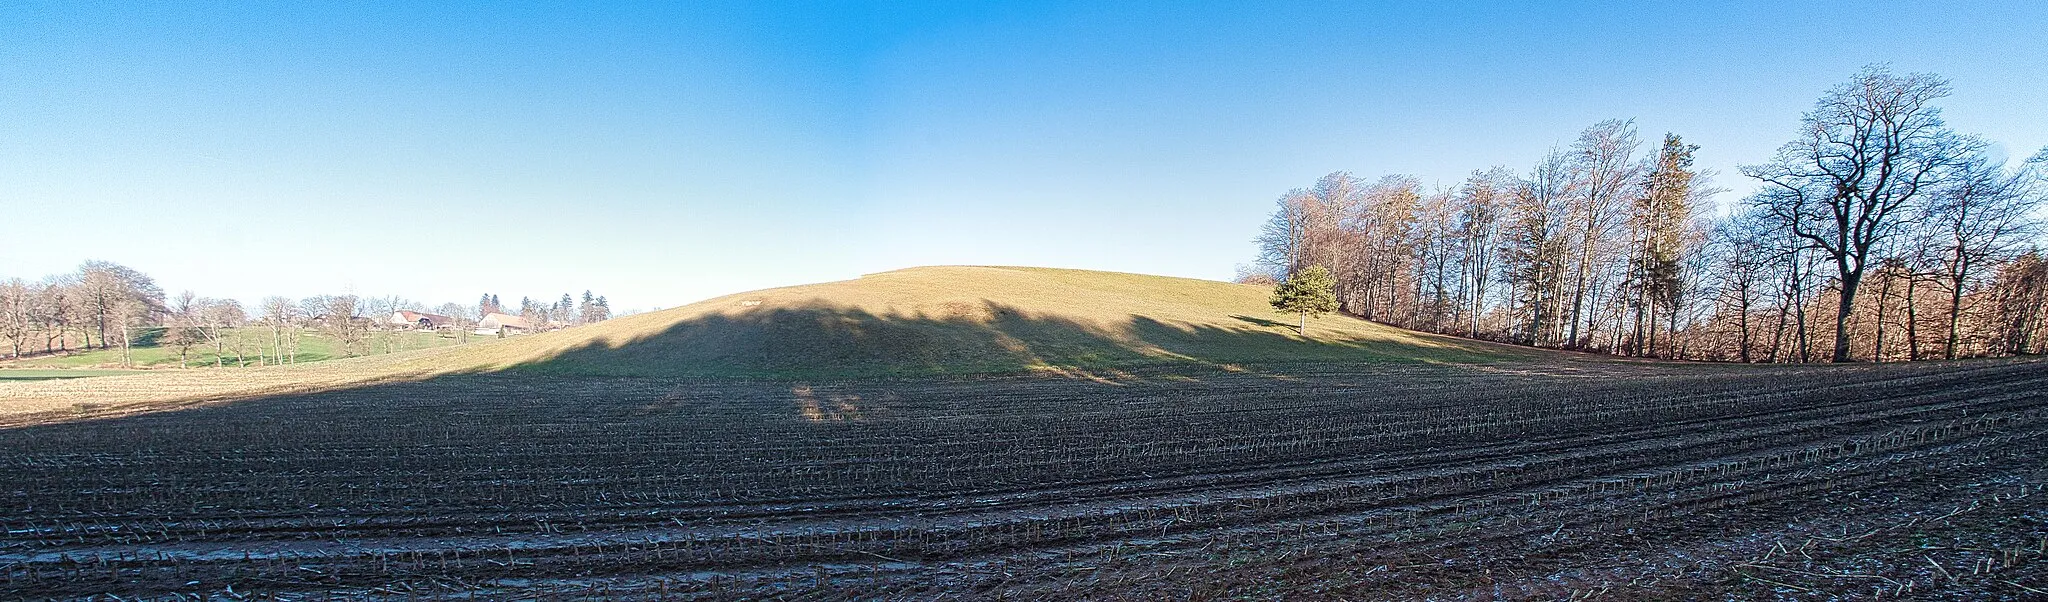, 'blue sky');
4,1,2045,311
